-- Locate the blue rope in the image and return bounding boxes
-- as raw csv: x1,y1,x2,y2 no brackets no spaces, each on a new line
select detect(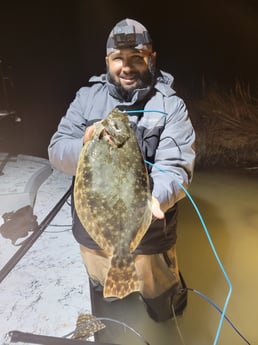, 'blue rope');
116,107,233,343
145,160,233,345
121,109,168,116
